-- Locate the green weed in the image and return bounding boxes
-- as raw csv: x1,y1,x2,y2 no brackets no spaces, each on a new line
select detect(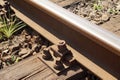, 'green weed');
93,3,103,11
0,15,26,39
